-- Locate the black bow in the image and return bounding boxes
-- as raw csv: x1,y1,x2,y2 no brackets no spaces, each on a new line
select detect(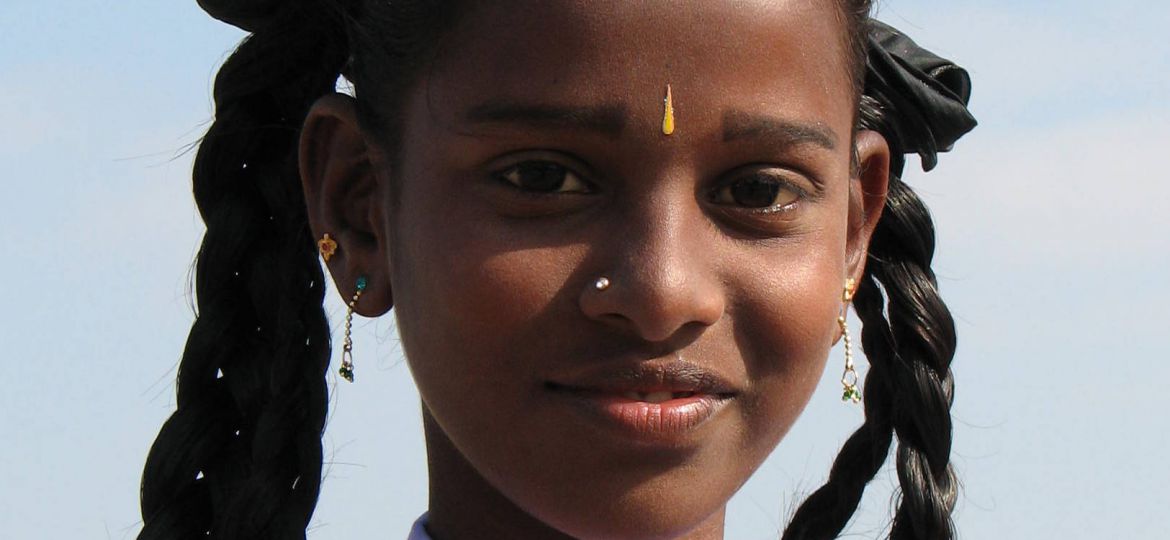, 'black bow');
865,21,978,172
